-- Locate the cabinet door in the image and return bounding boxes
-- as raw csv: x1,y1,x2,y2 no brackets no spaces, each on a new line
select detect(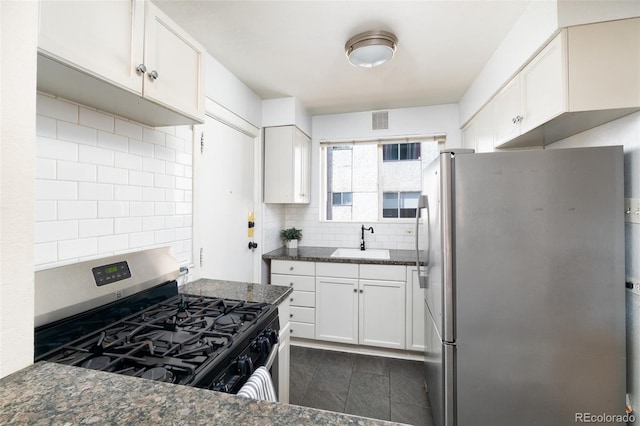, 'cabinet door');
406,267,425,351
143,1,204,121
461,119,477,151
476,99,496,153
493,76,521,146
264,126,295,203
315,276,358,344
359,279,405,349
38,0,144,93
520,31,567,134
277,322,291,404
